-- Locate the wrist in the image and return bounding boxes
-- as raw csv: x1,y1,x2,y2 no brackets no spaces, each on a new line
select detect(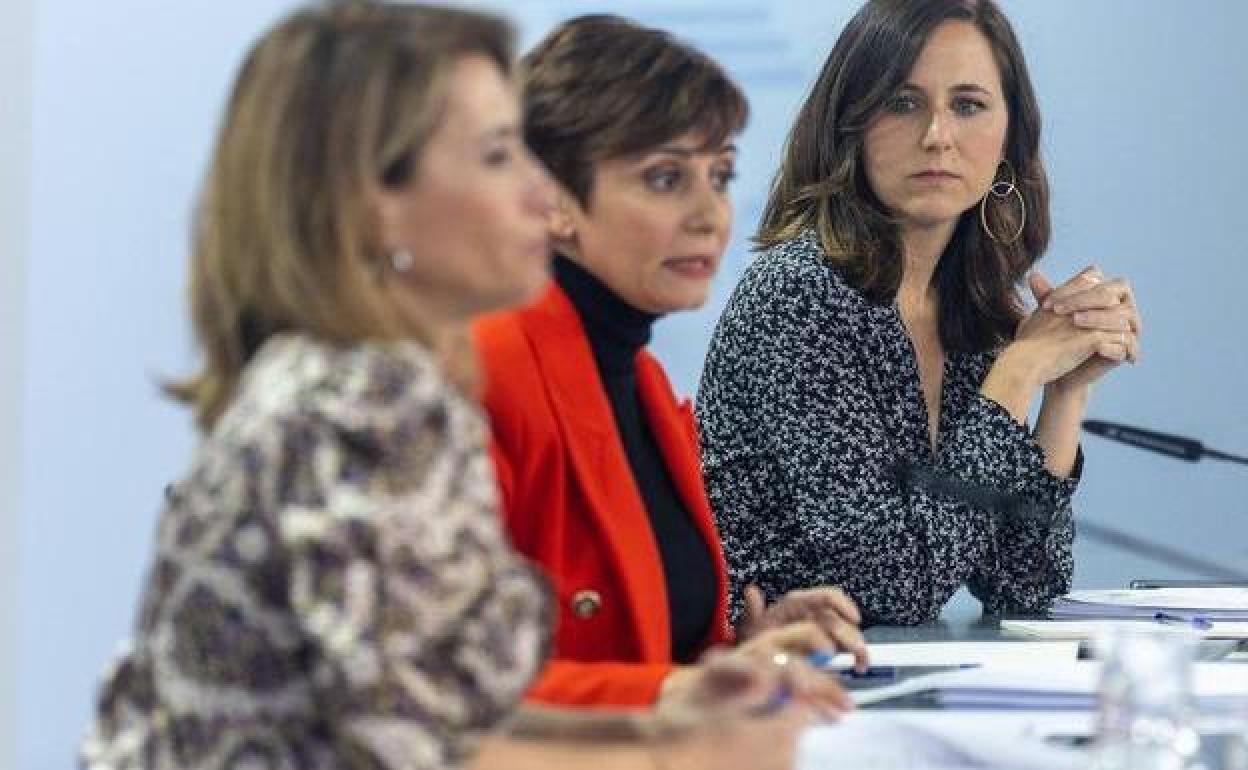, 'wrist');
981,345,1042,423
1042,379,1091,405
994,344,1045,392
647,725,709,770
642,704,707,770
658,666,695,705
649,737,703,770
